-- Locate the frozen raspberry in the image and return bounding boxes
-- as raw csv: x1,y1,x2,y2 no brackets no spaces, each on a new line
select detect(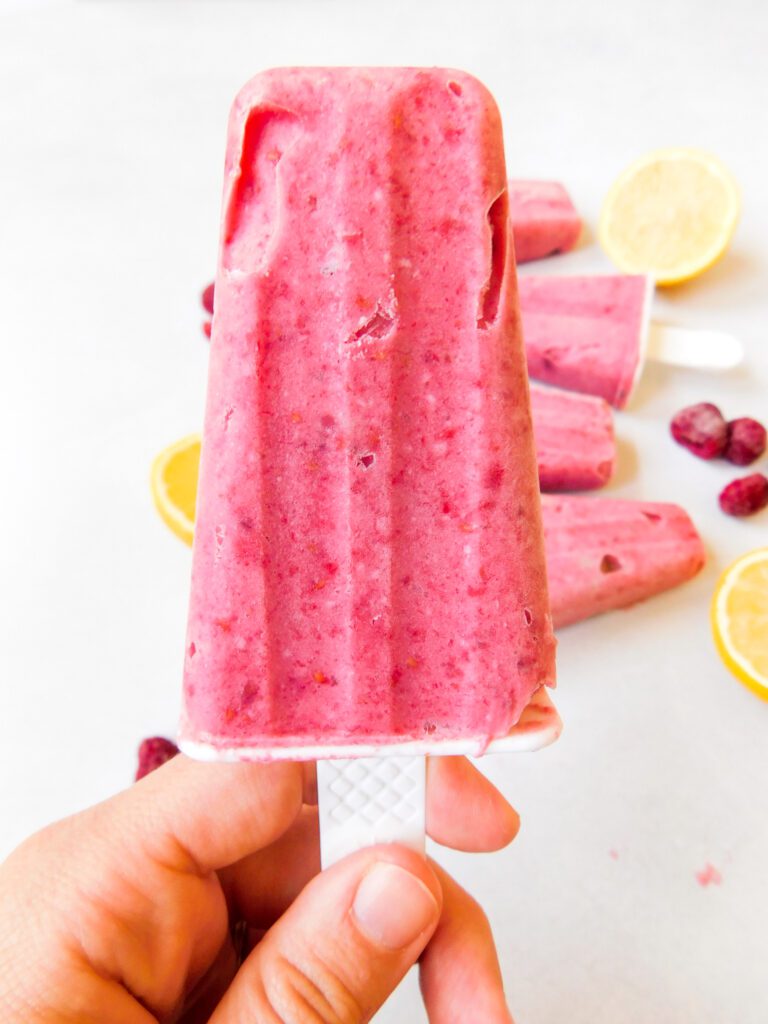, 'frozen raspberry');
135,737,179,781
718,473,768,517
201,282,215,315
670,402,728,459
202,320,212,339
724,417,766,466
